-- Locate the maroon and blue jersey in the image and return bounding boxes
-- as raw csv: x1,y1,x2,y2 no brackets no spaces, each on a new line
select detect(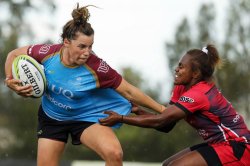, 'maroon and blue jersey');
170,81,250,143
27,44,131,127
